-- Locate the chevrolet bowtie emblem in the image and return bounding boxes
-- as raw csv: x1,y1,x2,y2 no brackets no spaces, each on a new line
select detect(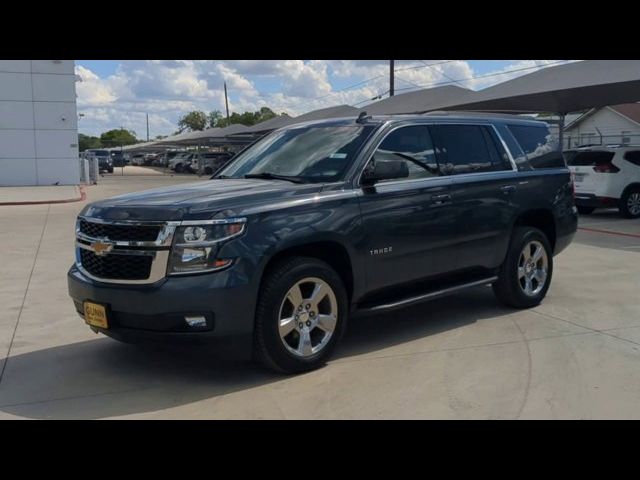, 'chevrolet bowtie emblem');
91,241,114,256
